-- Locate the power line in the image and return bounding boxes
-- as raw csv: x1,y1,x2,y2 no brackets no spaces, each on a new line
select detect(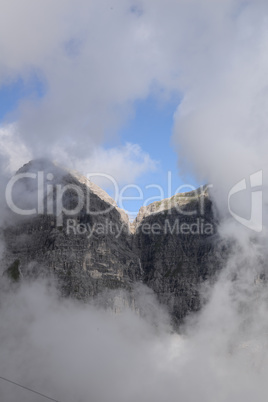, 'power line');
0,376,61,402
